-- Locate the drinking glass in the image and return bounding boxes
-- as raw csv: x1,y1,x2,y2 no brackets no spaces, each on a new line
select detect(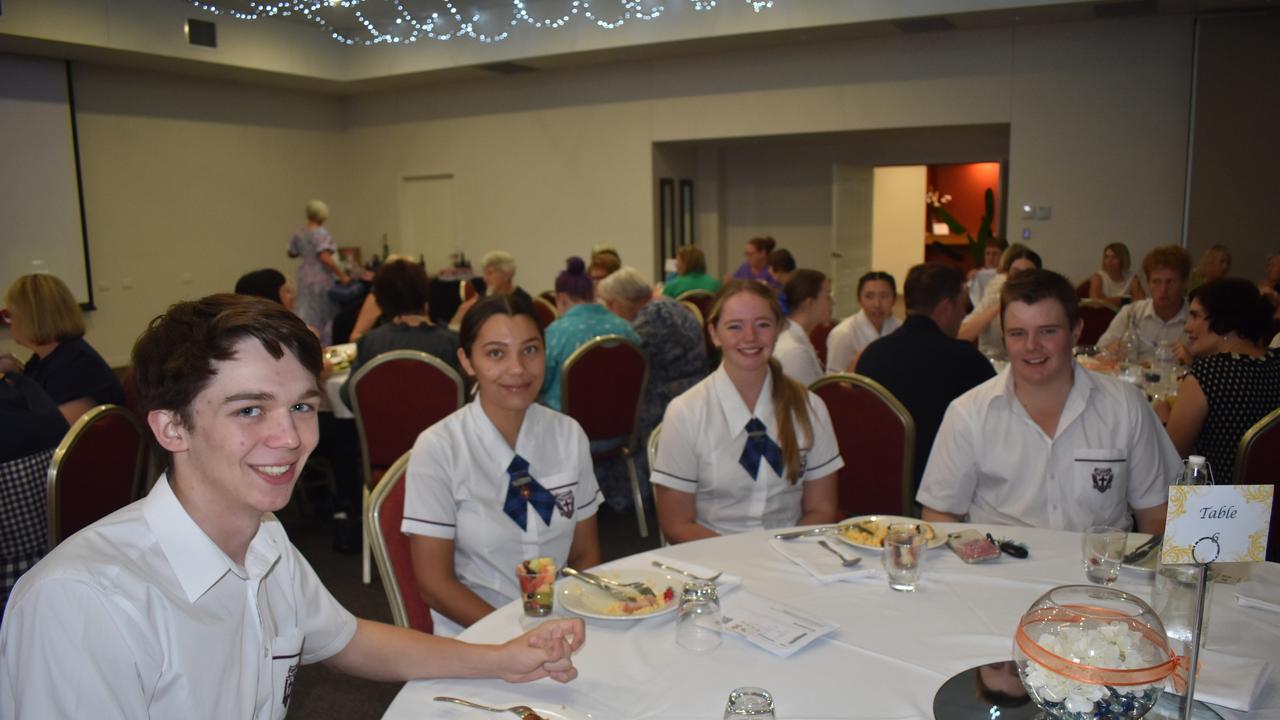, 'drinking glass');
676,580,722,652
882,523,926,592
1081,526,1126,585
516,557,556,618
724,687,775,719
